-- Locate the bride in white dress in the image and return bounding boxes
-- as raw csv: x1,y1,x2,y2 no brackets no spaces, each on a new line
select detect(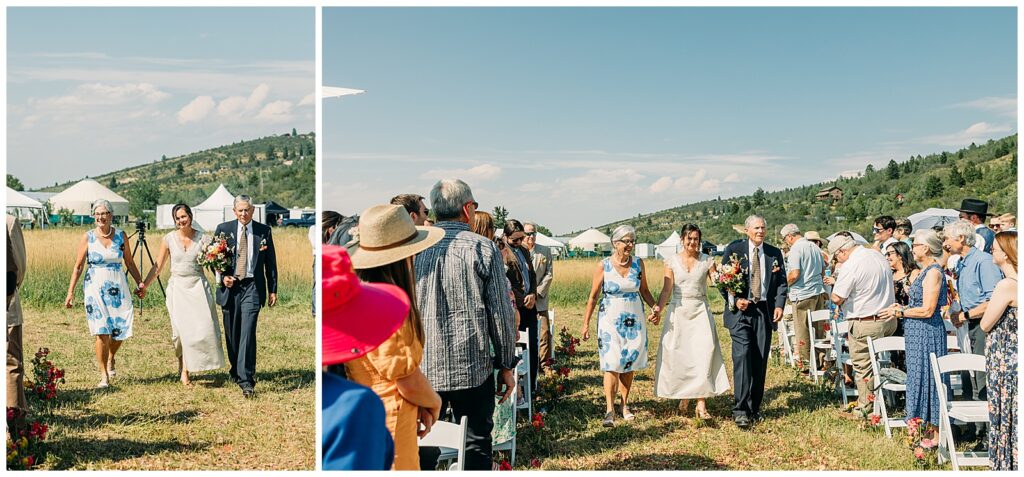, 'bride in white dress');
652,224,730,418
142,204,225,385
